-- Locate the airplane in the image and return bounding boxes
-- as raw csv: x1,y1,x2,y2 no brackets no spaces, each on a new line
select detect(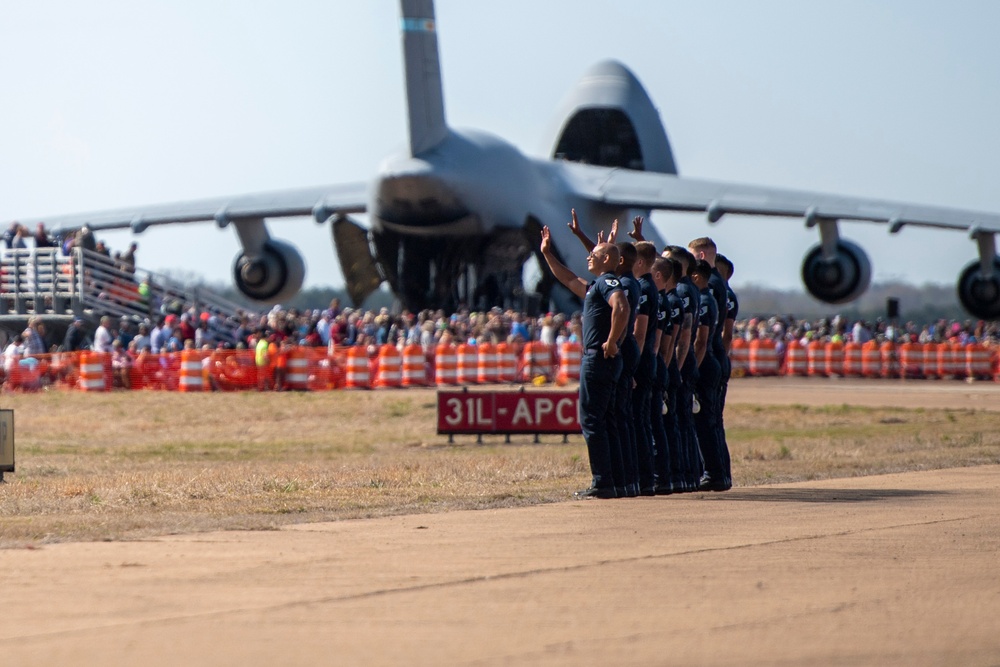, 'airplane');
10,0,1000,320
